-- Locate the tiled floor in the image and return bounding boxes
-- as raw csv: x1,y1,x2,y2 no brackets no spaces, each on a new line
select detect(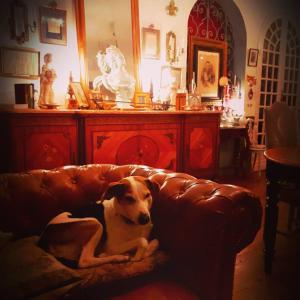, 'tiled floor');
217,172,300,300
